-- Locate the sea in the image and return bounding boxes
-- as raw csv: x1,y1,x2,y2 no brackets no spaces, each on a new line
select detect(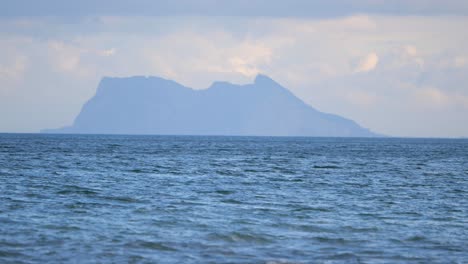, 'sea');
0,134,467,263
